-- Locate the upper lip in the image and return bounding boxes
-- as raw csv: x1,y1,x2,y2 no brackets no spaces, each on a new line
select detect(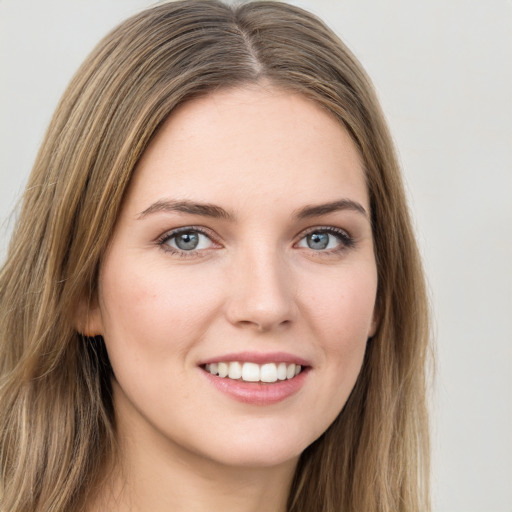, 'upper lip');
198,351,311,367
